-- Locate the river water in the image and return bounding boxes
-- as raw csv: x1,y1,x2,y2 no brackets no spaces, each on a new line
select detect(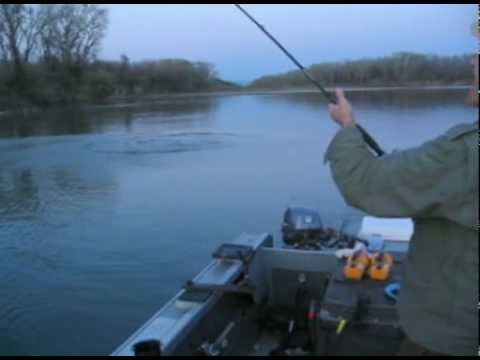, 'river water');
0,88,475,355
